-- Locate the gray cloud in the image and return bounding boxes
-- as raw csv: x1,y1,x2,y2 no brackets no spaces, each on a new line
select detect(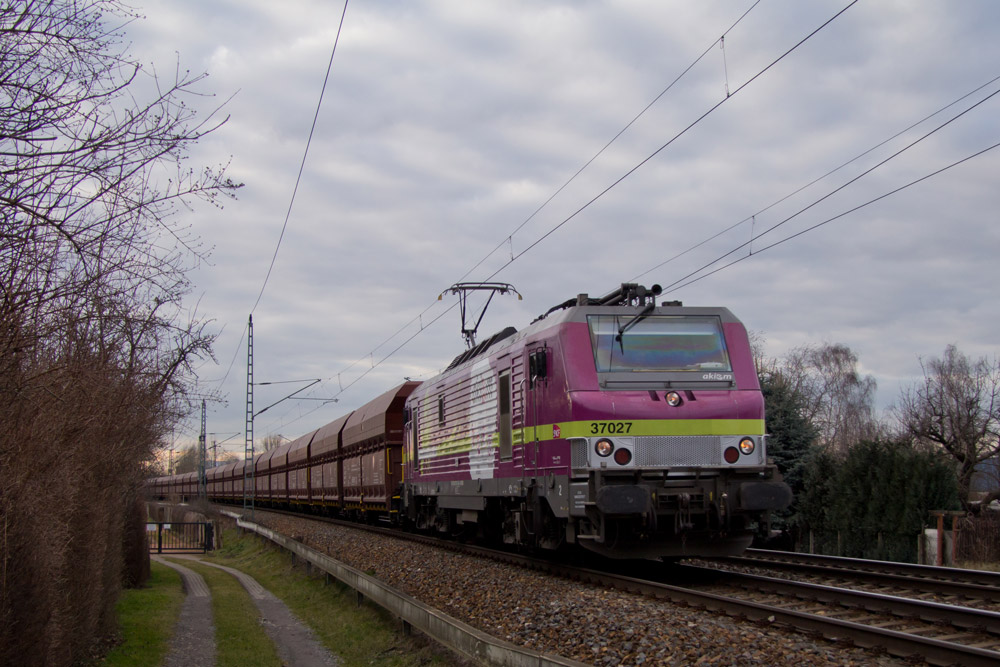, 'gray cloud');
127,0,1000,444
